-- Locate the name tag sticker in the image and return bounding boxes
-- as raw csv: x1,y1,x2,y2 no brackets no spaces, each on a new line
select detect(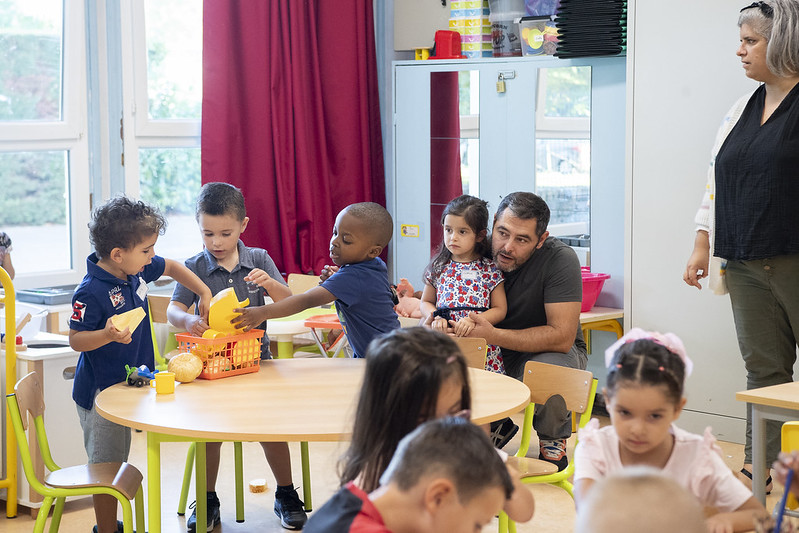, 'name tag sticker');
136,278,149,300
462,270,479,281
400,224,420,238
